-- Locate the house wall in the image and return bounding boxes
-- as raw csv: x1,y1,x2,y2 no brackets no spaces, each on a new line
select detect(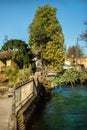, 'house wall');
78,58,87,68
66,58,87,68
0,60,5,72
6,60,12,66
